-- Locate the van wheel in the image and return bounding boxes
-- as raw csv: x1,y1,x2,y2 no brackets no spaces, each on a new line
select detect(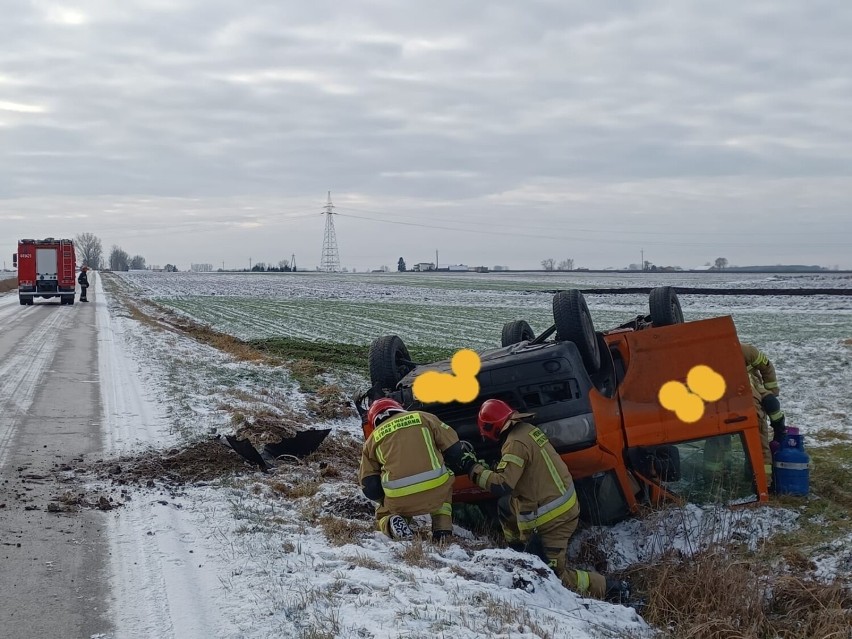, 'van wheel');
369,335,414,390
553,290,600,372
649,287,684,326
501,320,535,347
